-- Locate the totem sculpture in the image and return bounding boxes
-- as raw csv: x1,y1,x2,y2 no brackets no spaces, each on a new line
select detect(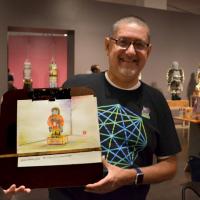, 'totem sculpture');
167,61,184,100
